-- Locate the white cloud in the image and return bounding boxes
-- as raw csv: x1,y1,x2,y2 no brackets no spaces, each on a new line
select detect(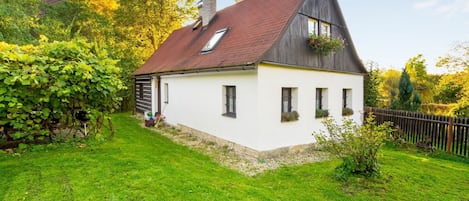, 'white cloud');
414,0,469,17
